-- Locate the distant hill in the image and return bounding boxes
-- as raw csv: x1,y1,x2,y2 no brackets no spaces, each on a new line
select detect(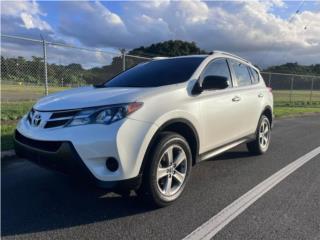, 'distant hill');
264,62,320,76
